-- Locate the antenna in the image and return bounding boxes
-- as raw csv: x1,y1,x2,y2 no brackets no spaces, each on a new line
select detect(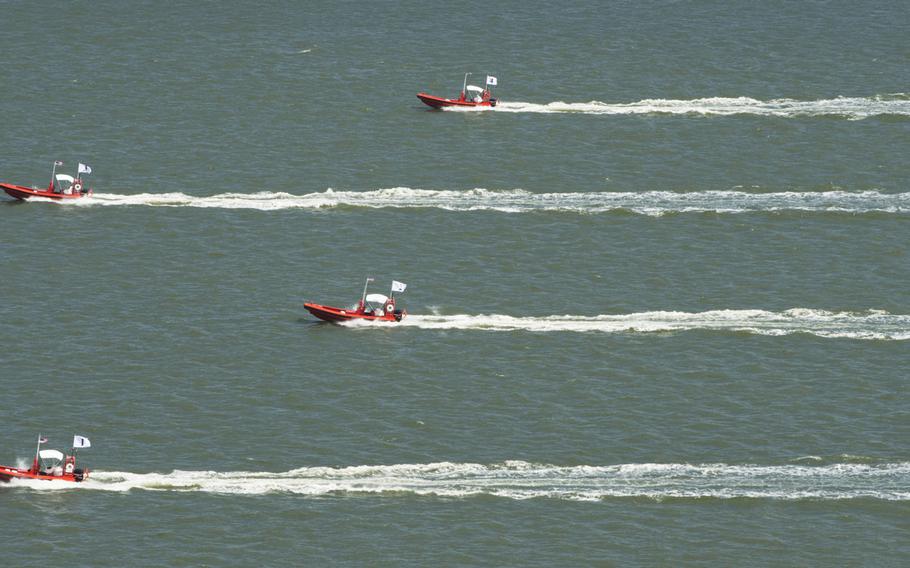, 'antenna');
50,161,60,191
462,72,471,101
33,433,45,473
360,277,375,309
